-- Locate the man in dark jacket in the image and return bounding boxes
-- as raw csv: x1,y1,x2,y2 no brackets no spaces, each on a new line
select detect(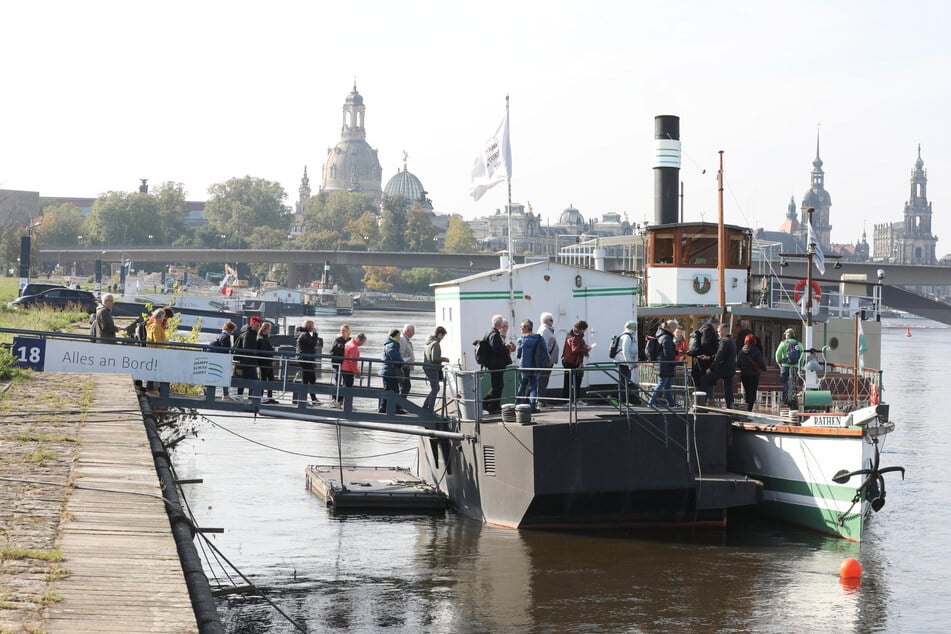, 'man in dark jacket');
232,316,261,397
481,314,512,414
701,323,737,408
690,317,720,388
649,319,679,408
